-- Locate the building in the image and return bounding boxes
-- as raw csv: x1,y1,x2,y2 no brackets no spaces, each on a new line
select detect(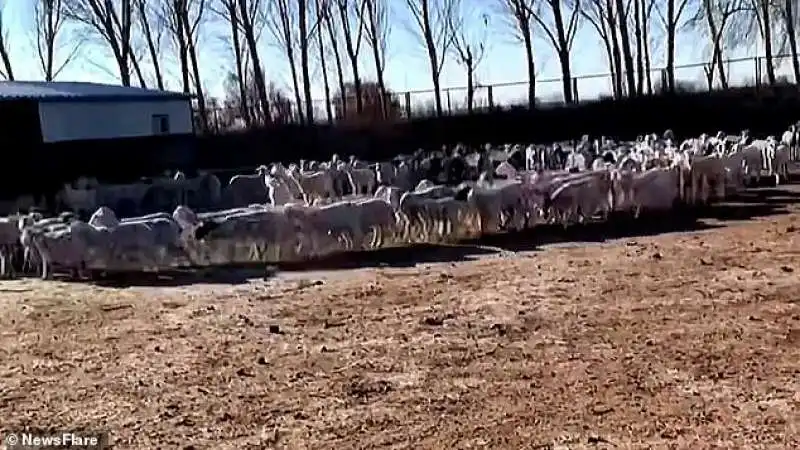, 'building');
0,80,193,143
0,82,198,201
